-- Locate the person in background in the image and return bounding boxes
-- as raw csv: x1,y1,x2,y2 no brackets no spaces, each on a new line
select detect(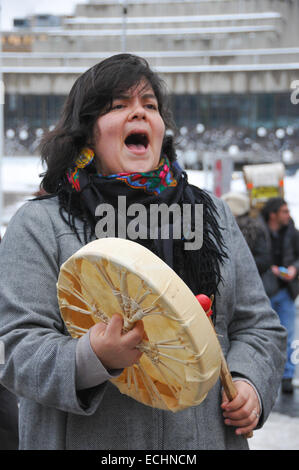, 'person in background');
221,192,271,275
259,197,299,394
